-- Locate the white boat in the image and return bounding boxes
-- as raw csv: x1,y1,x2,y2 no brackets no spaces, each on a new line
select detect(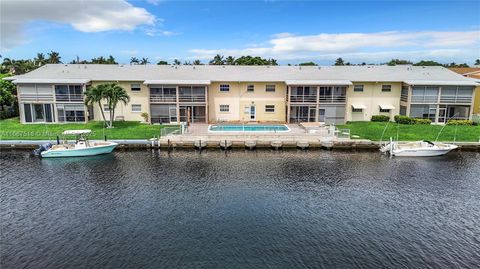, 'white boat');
380,140,458,157
37,130,118,158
